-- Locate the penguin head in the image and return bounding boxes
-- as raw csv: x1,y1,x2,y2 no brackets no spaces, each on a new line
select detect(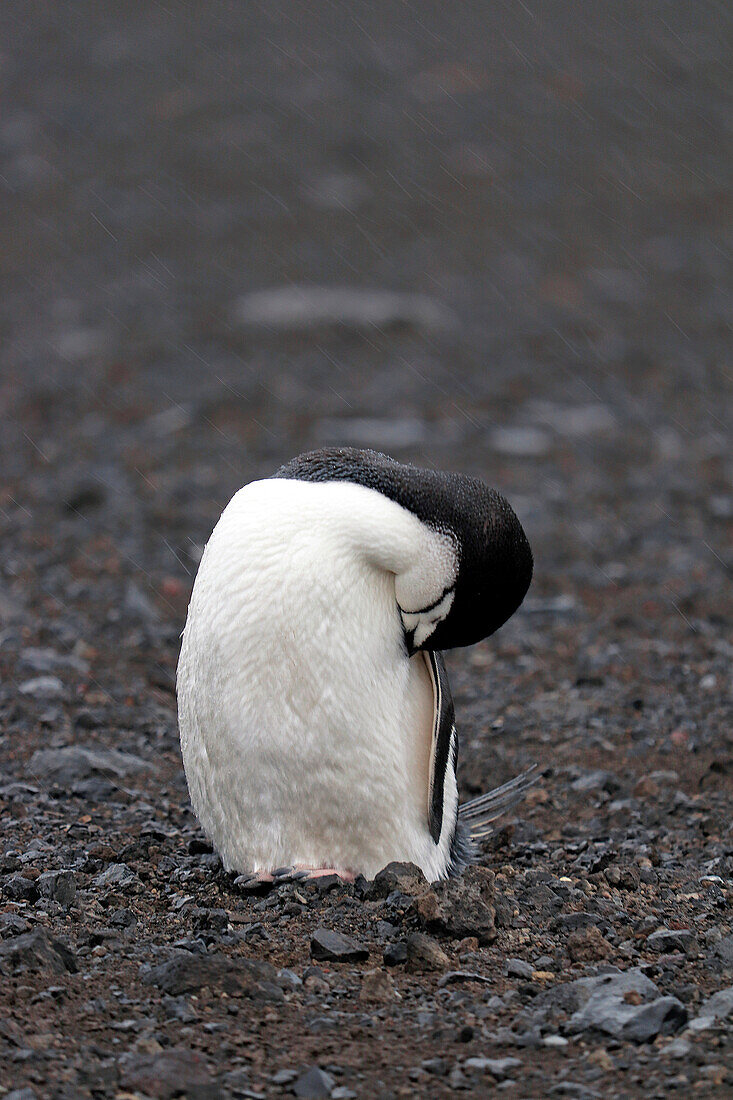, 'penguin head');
274,447,533,654
411,478,533,652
